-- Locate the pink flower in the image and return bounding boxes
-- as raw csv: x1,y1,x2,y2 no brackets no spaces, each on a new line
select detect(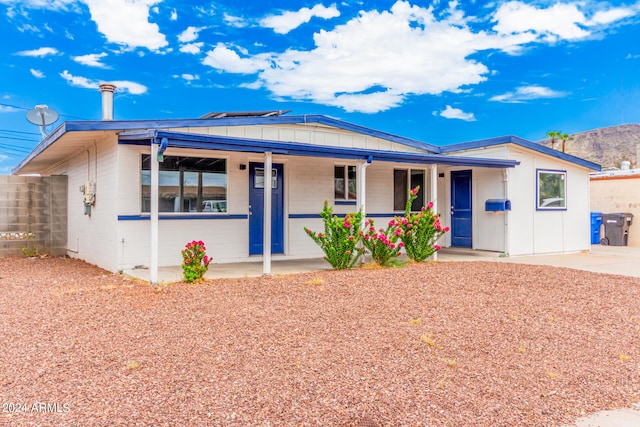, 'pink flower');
364,235,370,240
348,235,354,241
388,219,395,227
444,226,450,232
318,232,324,238
401,218,408,225
427,201,434,209
411,187,419,196
434,244,441,251
398,242,405,248
390,244,395,249
394,229,402,236
345,250,351,255
369,226,376,233
344,221,351,228
364,221,370,227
